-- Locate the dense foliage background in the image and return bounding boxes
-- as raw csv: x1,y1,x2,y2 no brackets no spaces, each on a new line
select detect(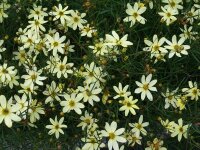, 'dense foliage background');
0,0,200,149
